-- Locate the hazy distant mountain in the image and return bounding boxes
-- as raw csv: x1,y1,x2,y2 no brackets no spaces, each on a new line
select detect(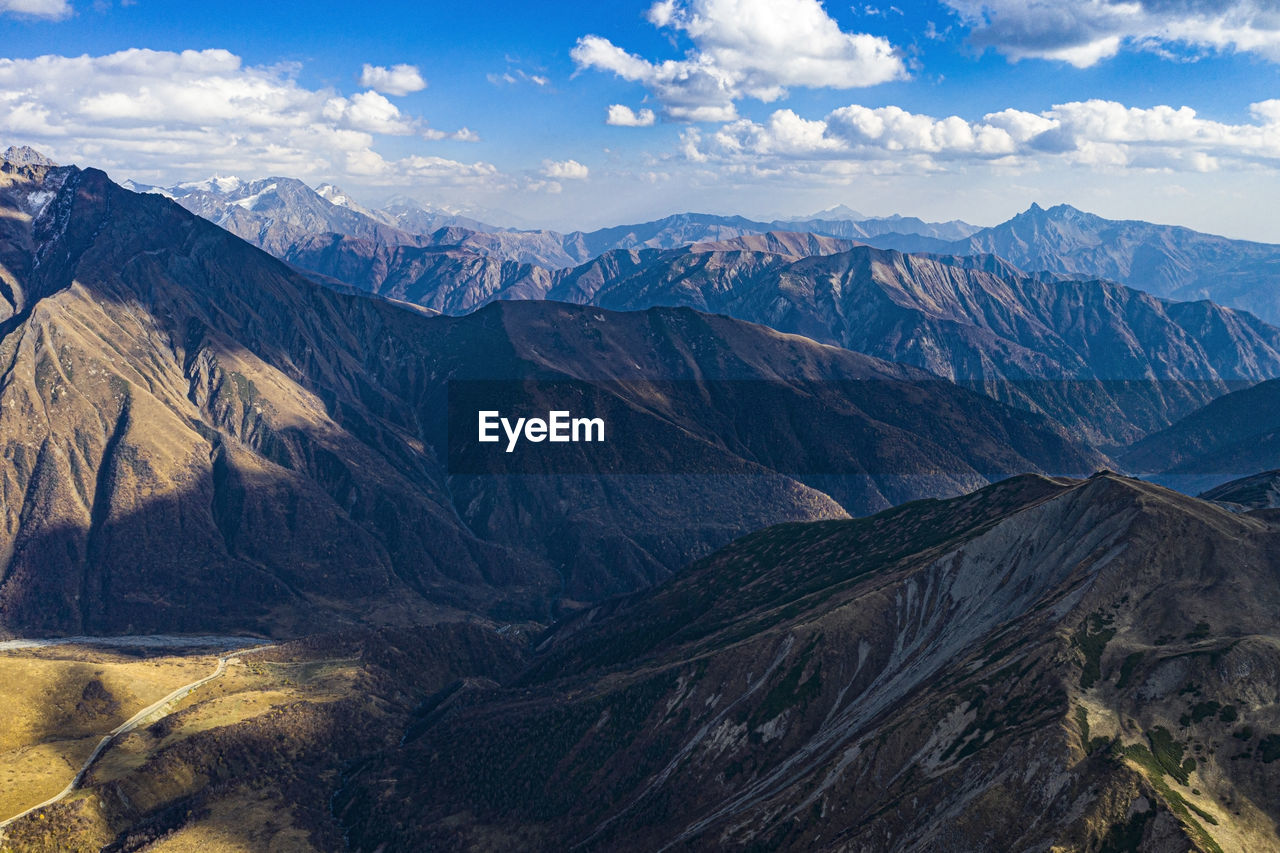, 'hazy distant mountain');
791,202,865,220
345,473,1280,851
543,242,1280,446
880,203,1280,325
378,195,511,234
1121,378,1280,493
135,172,987,271
0,155,1102,634
563,211,982,262
787,212,981,242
